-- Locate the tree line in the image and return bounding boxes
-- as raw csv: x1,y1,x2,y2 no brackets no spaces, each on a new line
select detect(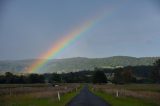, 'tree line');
0,72,45,84
112,59,160,84
0,59,160,84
